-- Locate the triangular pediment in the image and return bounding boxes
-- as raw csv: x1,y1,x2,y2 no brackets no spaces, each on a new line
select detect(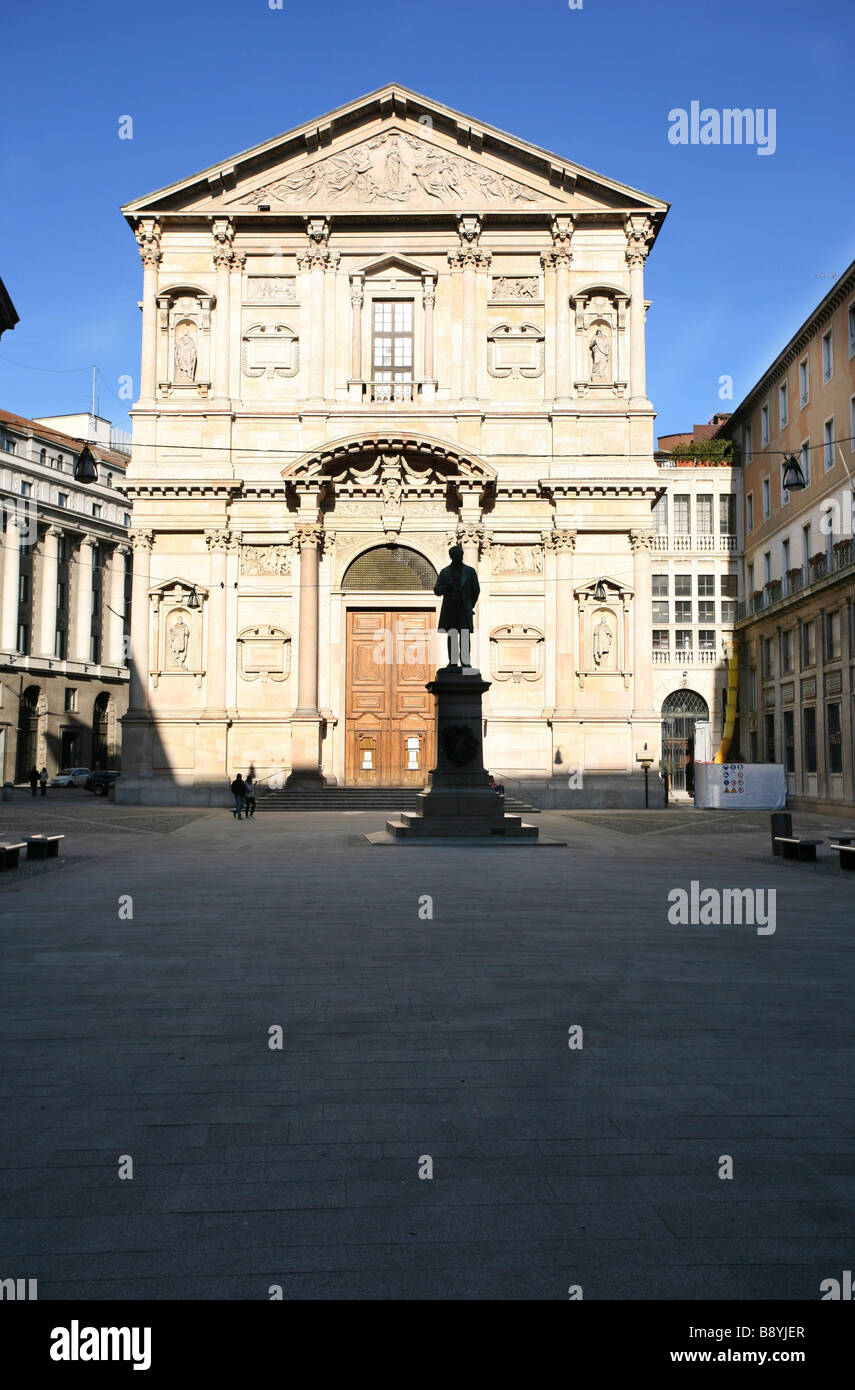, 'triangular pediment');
122,84,668,225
